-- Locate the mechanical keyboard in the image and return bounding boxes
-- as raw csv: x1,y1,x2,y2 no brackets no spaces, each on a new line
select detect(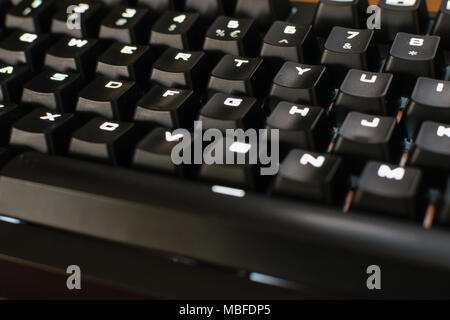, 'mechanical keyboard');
0,0,448,299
